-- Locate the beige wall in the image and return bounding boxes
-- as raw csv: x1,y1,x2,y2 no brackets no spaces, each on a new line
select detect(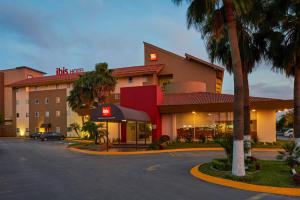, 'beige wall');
114,75,154,93
256,109,276,142
15,87,29,136
2,68,43,120
144,43,218,93
164,81,206,94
